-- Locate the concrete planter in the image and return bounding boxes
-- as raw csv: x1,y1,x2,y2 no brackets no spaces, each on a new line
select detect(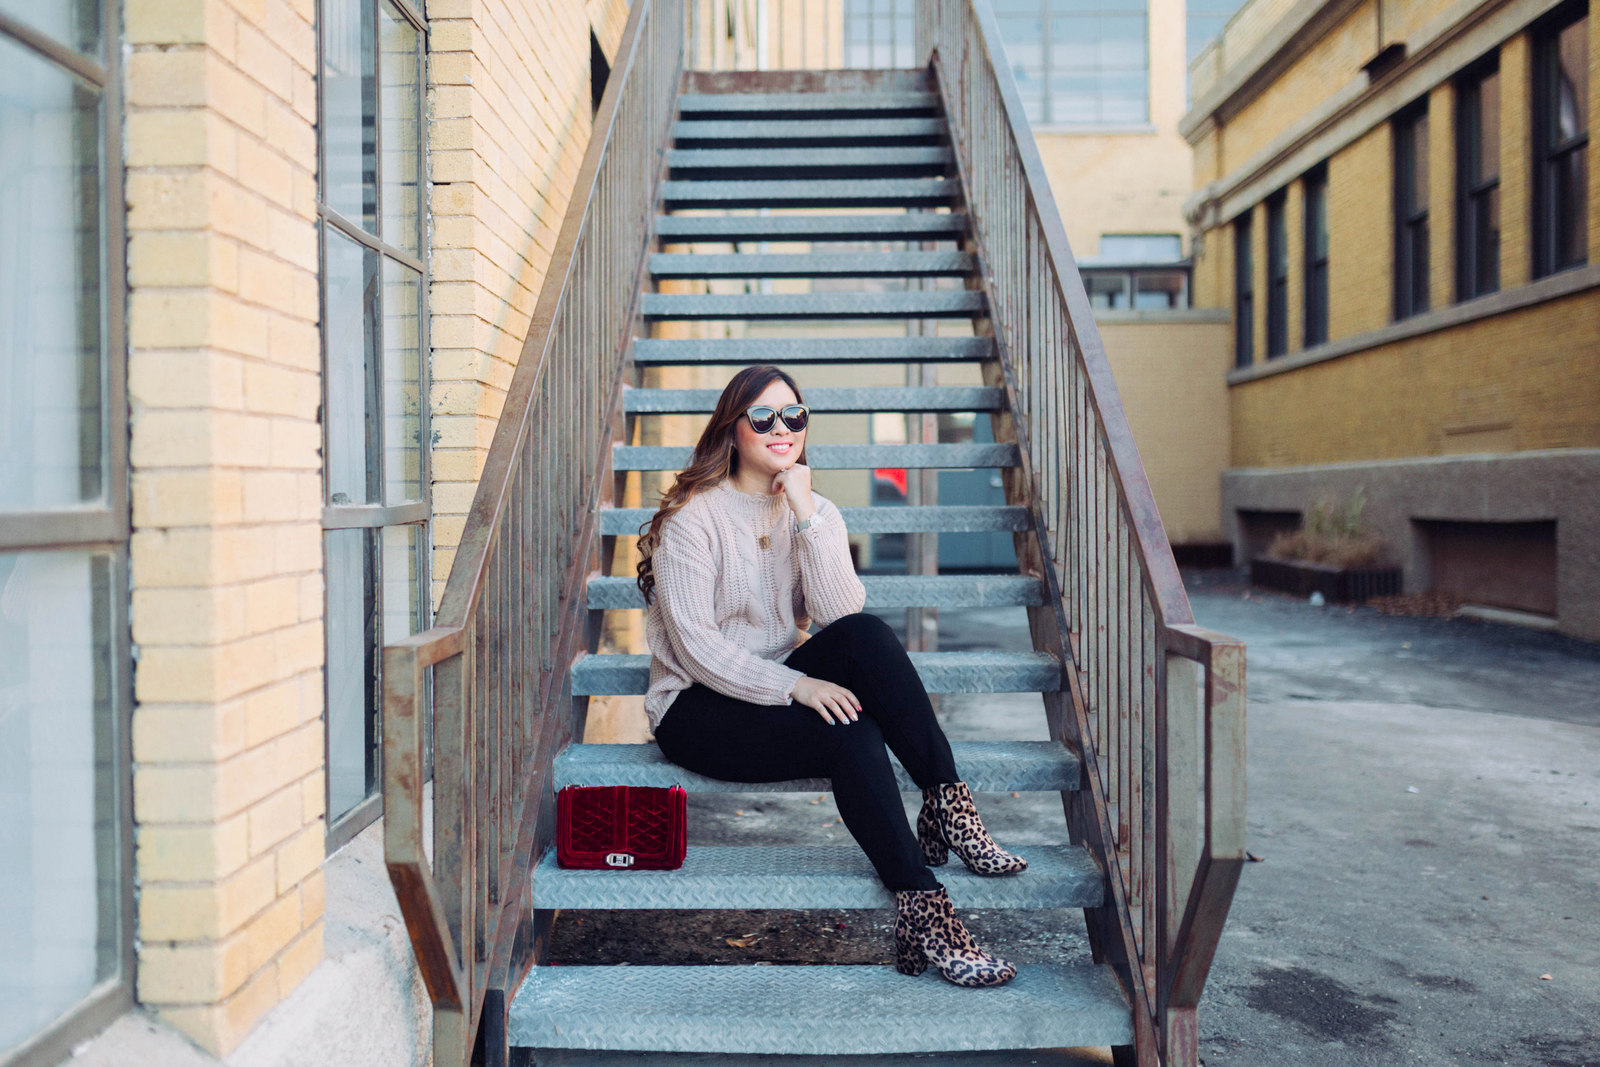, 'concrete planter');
1250,556,1402,603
